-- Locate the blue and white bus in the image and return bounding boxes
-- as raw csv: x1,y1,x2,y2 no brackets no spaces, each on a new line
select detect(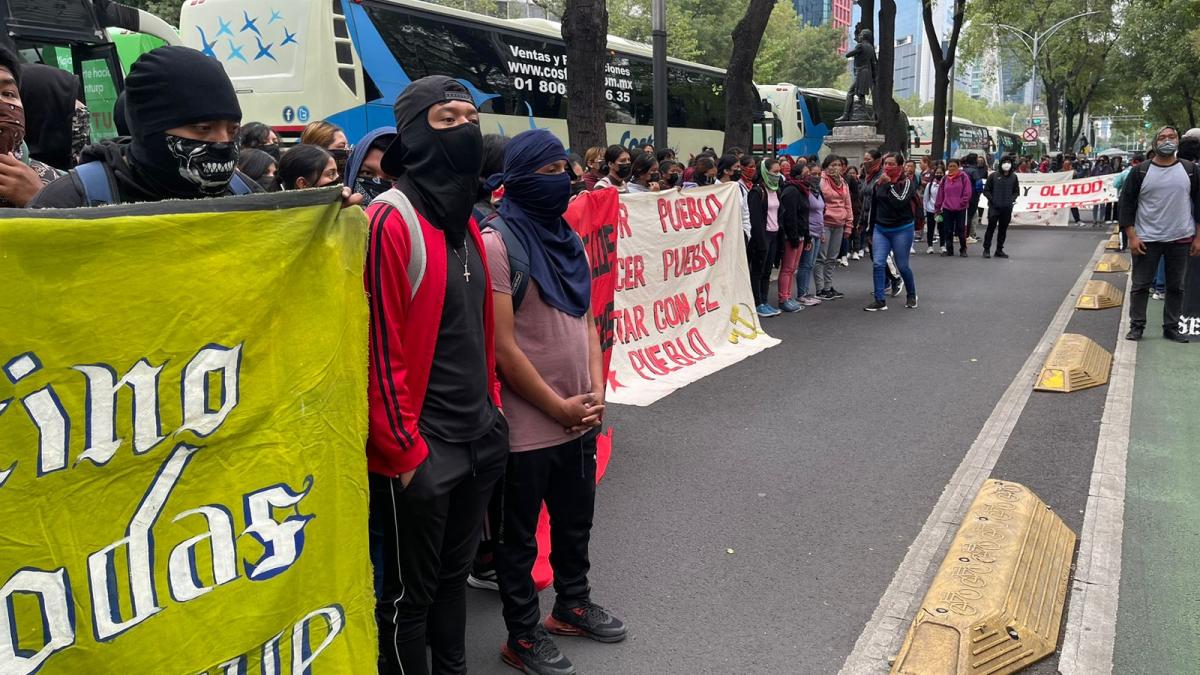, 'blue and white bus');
755,84,860,158
179,0,732,155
